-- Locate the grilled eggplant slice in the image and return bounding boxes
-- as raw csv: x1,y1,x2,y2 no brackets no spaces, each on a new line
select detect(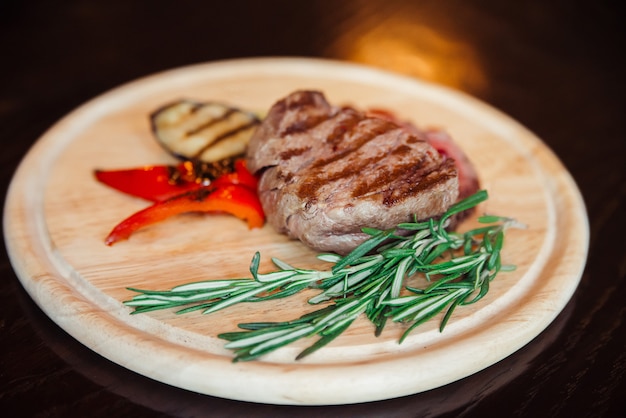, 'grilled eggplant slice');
151,100,261,163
